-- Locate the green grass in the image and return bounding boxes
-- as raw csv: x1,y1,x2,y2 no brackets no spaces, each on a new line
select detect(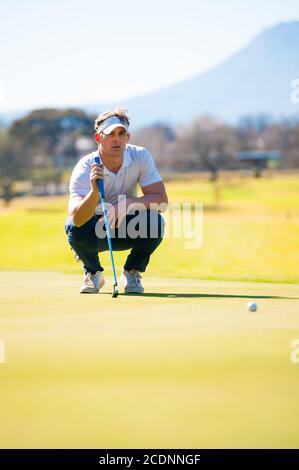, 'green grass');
0,172,298,282
0,173,298,448
0,272,299,448
166,172,299,214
